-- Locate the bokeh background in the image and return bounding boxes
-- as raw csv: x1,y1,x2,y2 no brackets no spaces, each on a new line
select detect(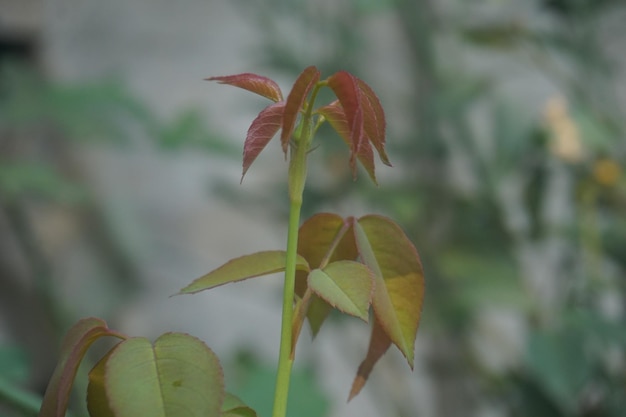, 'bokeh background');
1,1,626,416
